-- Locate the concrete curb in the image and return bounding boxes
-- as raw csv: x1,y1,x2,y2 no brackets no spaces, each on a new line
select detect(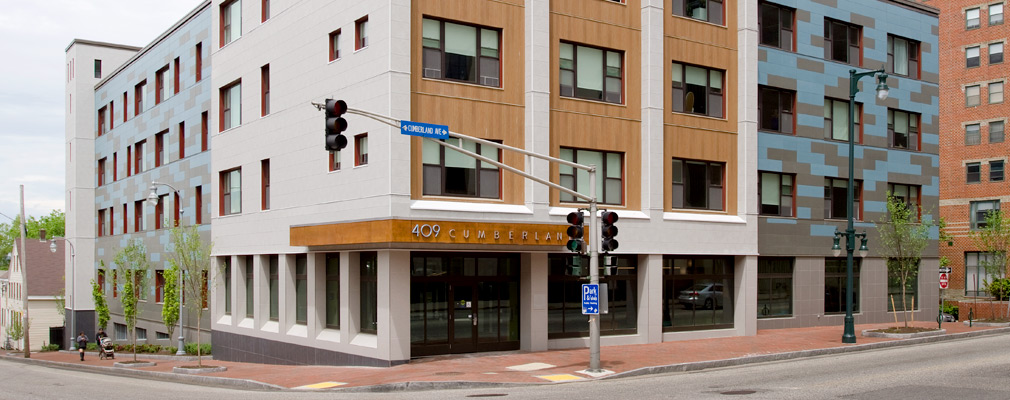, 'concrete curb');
57,350,212,362
0,355,284,391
